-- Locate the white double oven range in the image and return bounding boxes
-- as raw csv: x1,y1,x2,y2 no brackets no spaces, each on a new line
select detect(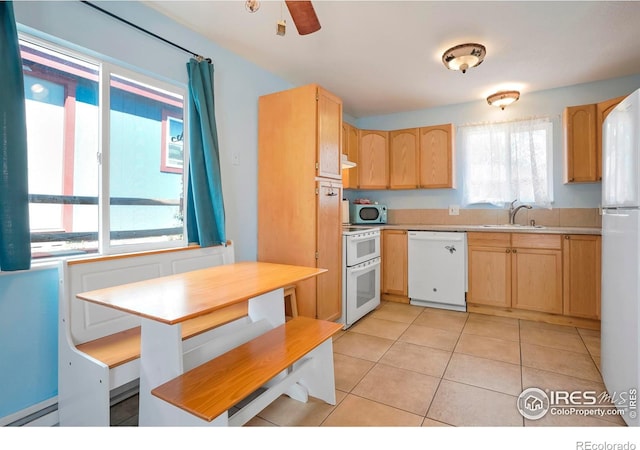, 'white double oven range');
340,226,381,329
